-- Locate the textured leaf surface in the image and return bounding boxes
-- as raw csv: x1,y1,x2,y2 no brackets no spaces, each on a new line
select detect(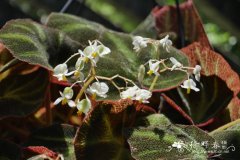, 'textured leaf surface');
0,140,21,160
0,19,81,69
182,43,240,122
24,124,78,160
0,68,49,119
133,0,211,48
164,76,233,124
125,114,209,160
46,13,189,91
162,42,239,125
74,99,137,160
23,146,59,159
212,124,240,159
